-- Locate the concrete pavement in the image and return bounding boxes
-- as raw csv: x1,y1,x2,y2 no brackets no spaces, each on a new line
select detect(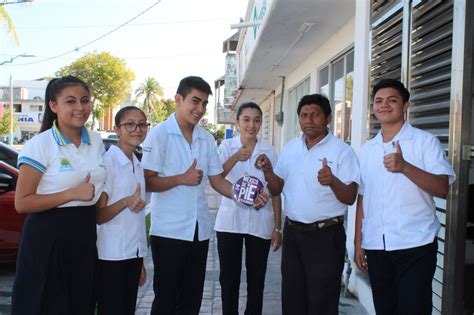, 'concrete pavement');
135,184,368,314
